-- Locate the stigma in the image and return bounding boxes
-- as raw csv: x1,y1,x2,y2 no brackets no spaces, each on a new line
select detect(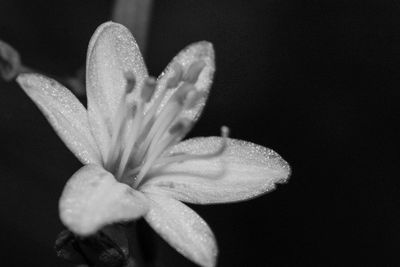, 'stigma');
103,60,228,188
